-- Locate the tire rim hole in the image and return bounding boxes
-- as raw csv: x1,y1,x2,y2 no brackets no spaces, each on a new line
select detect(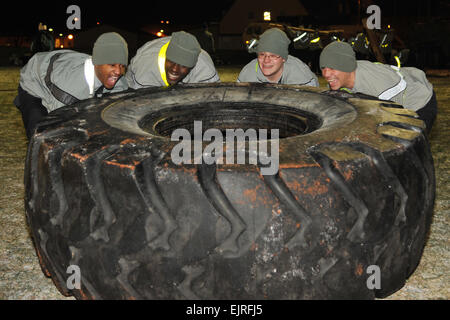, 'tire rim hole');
139,102,322,139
